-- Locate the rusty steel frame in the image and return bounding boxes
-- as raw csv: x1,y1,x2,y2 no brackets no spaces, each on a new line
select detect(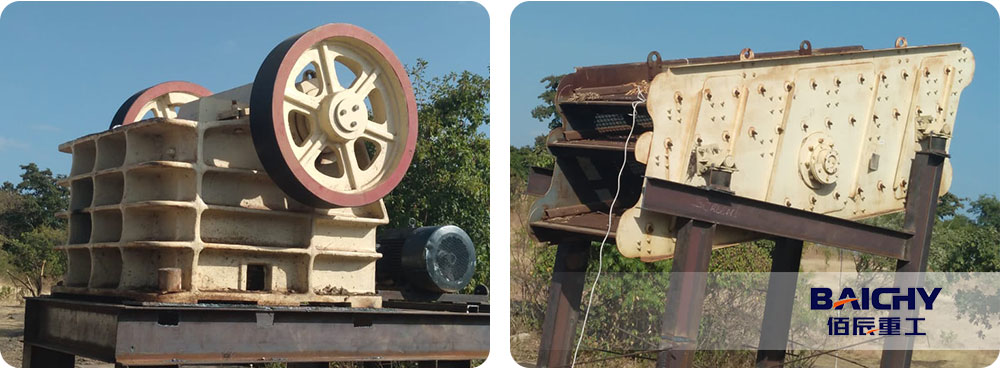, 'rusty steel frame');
536,241,591,368
22,295,489,367
641,177,914,260
534,150,945,368
755,238,805,367
655,219,715,368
